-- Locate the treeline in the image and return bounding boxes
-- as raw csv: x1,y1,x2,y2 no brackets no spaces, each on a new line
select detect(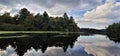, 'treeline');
0,8,80,31
106,22,120,38
80,28,106,34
